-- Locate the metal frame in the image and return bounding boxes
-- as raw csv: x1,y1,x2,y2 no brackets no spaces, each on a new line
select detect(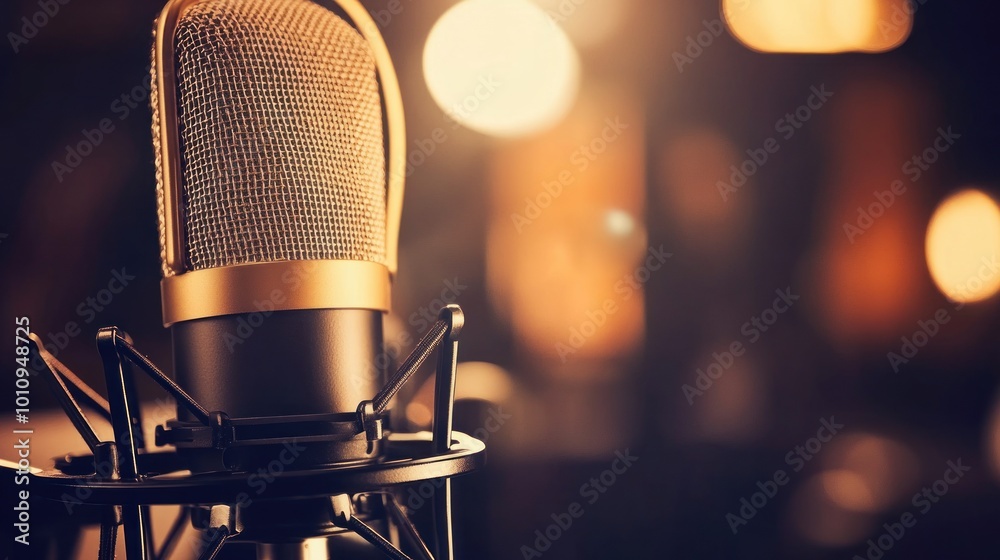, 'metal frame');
17,305,479,560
